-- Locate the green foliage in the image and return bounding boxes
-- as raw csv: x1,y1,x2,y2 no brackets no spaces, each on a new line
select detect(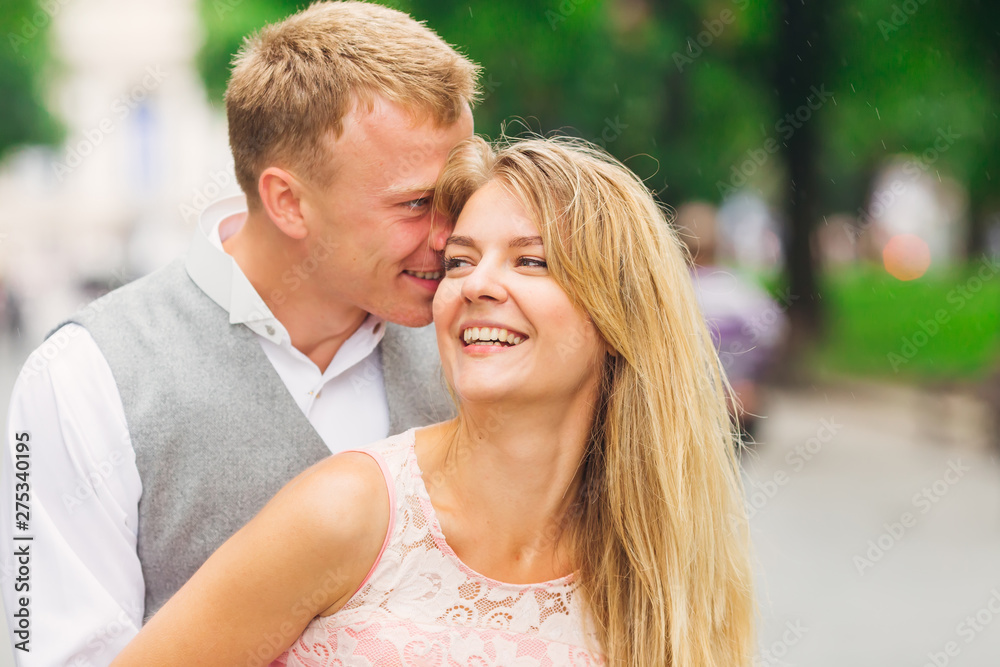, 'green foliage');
0,0,61,158
824,0,995,210
194,0,997,210
198,0,306,105
193,0,1000,380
